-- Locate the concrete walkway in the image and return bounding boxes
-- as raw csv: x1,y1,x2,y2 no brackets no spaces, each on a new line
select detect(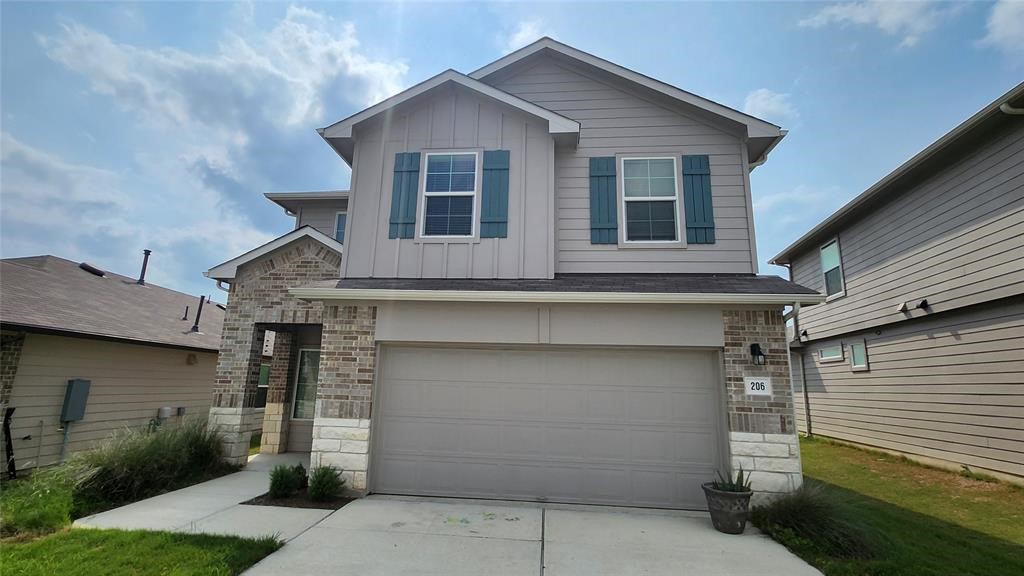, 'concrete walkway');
74,453,330,541
244,496,823,576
